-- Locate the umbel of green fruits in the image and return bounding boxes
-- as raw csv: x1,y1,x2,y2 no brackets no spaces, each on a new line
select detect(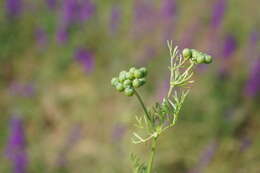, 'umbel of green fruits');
111,67,147,96
182,48,213,64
